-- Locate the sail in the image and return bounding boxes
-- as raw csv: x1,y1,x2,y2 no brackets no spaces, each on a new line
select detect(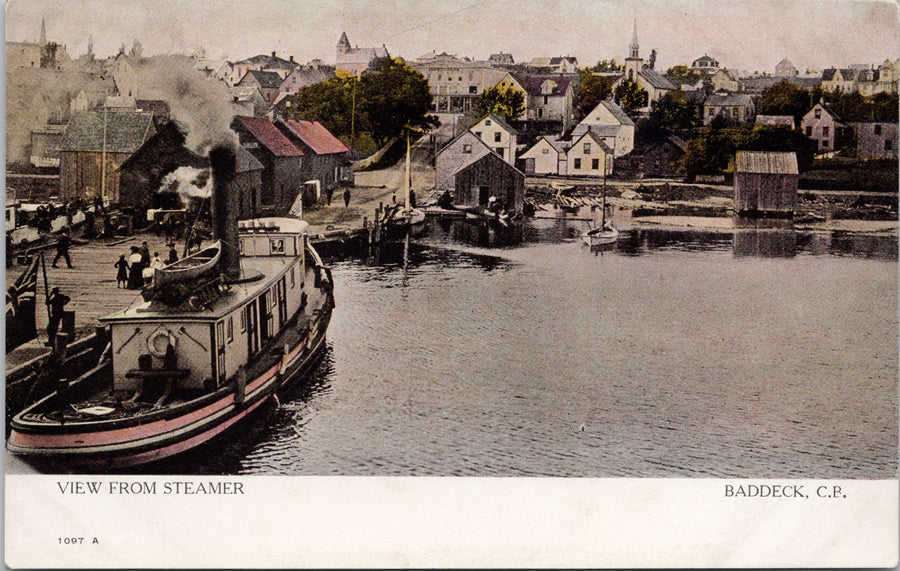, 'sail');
6,257,39,351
